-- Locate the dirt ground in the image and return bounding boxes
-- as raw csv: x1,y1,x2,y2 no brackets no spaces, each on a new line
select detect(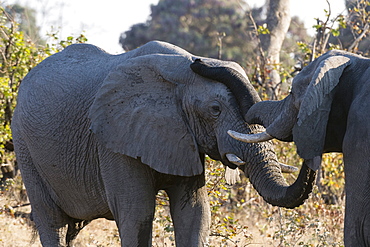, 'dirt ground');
0,183,345,247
